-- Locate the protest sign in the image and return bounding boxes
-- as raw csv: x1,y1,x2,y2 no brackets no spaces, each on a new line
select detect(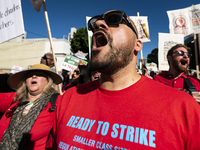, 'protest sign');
167,4,200,36
61,55,88,71
86,16,93,62
158,33,184,71
190,4,200,34
10,65,23,74
146,63,158,72
130,16,150,42
0,0,24,44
